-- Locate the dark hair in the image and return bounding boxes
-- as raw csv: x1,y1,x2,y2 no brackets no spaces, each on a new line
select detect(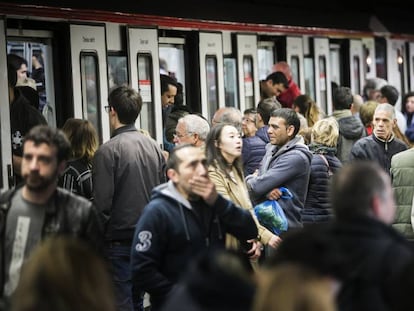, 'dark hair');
265,71,289,89
401,91,414,125
206,123,244,181
160,74,178,95
270,108,301,137
293,94,320,128
25,125,71,163
331,161,388,220
380,85,399,106
7,54,28,87
166,143,195,171
332,86,353,110
257,99,279,125
108,85,142,124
